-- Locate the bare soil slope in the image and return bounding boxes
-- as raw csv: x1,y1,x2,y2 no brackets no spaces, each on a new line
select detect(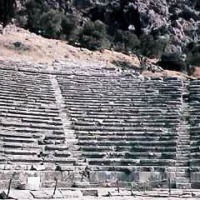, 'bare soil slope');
0,25,139,66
